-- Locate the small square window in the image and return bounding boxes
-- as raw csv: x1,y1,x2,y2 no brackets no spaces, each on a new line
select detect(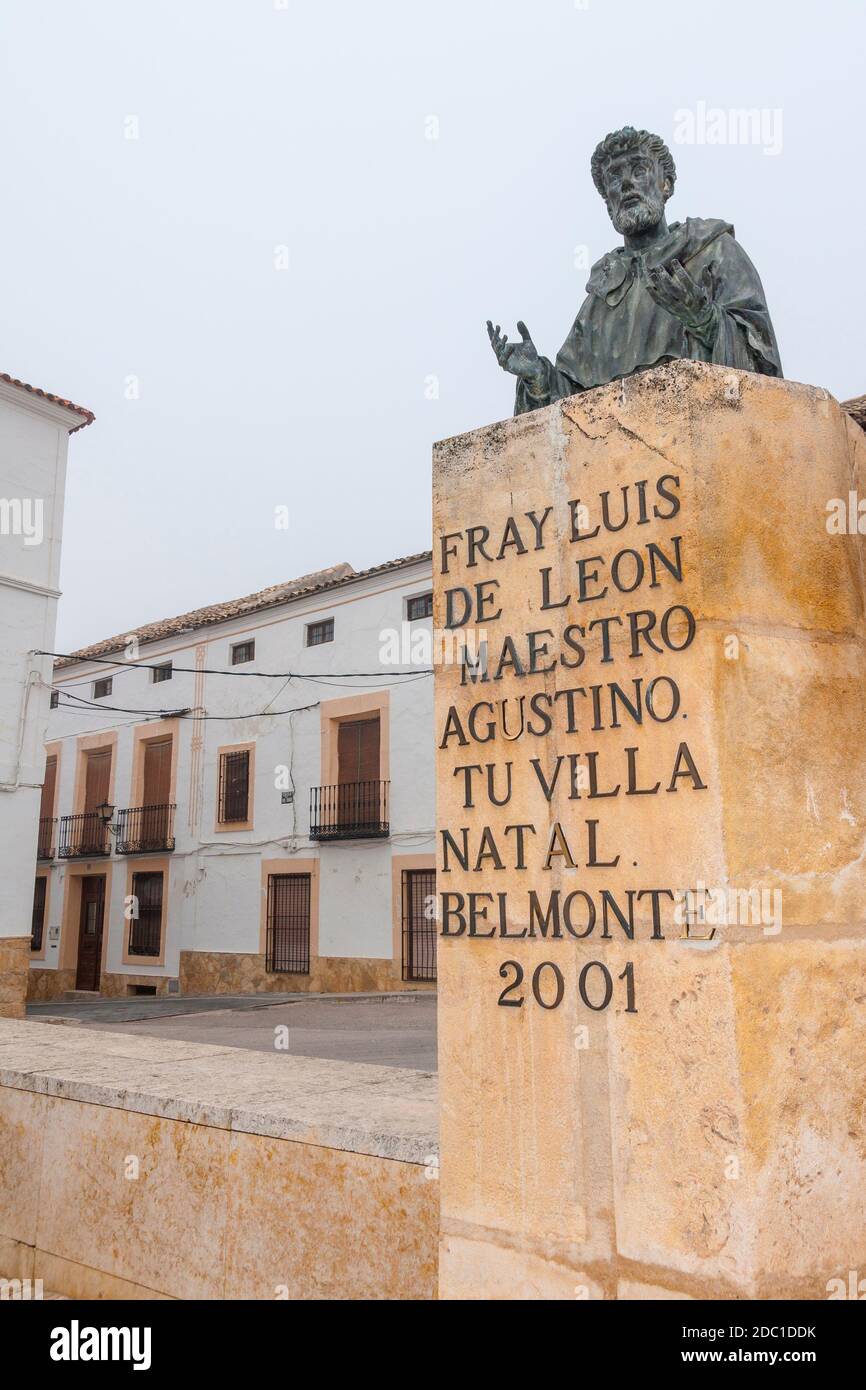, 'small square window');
152,663,172,684
231,640,255,665
93,677,112,699
306,618,334,647
49,691,59,709
407,592,433,622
